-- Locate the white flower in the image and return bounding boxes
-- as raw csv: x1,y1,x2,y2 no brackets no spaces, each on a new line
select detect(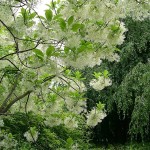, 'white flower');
48,101,62,113
65,98,86,114
87,109,106,127
24,128,39,142
106,52,121,62
71,100,87,114
65,97,75,109
90,76,112,91
52,76,86,92
64,117,78,128
66,34,81,48
0,5,13,26
64,51,102,69
68,80,87,92
44,116,63,127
